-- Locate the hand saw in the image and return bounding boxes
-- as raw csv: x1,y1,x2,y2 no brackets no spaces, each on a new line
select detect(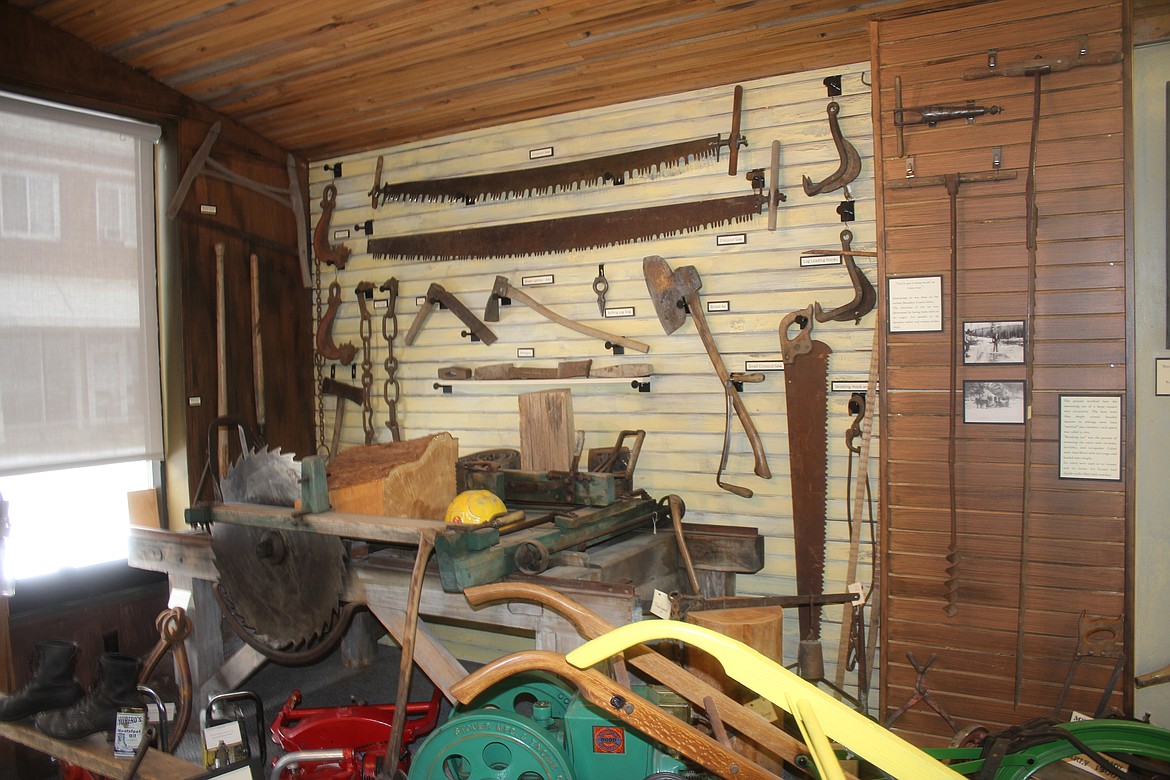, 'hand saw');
780,305,831,640
368,193,767,262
